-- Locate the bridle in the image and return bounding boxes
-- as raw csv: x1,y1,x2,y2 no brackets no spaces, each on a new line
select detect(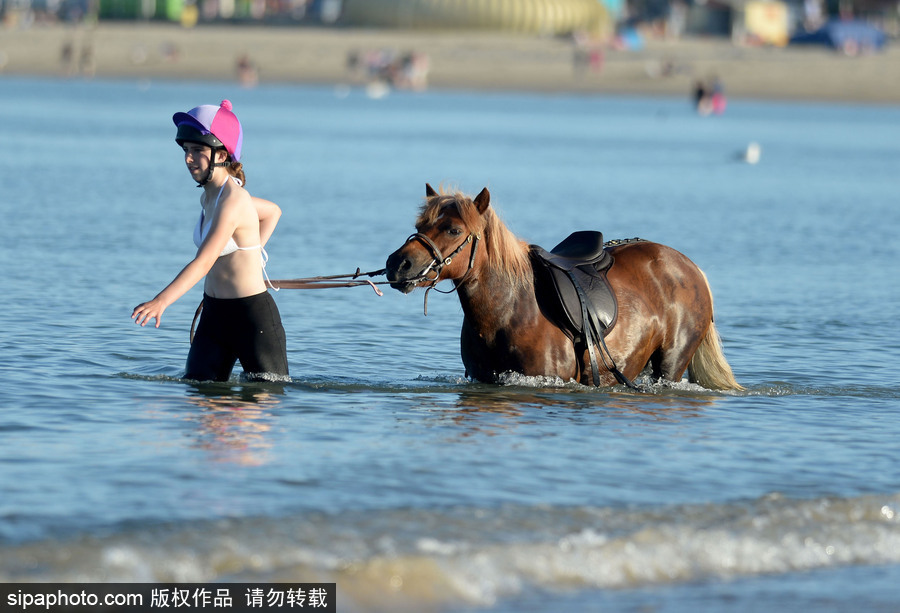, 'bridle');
402,231,481,314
